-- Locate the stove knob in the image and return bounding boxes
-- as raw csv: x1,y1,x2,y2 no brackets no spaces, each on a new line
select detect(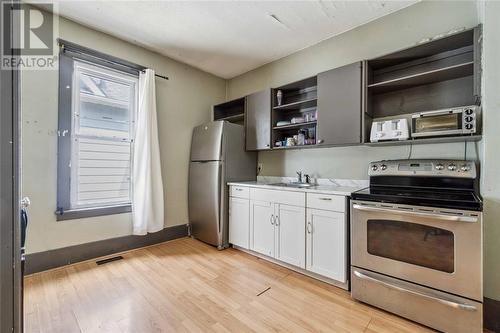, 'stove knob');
435,163,444,170
448,164,457,171
371,165,378,171
380,164,387,171
461,164,470,172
